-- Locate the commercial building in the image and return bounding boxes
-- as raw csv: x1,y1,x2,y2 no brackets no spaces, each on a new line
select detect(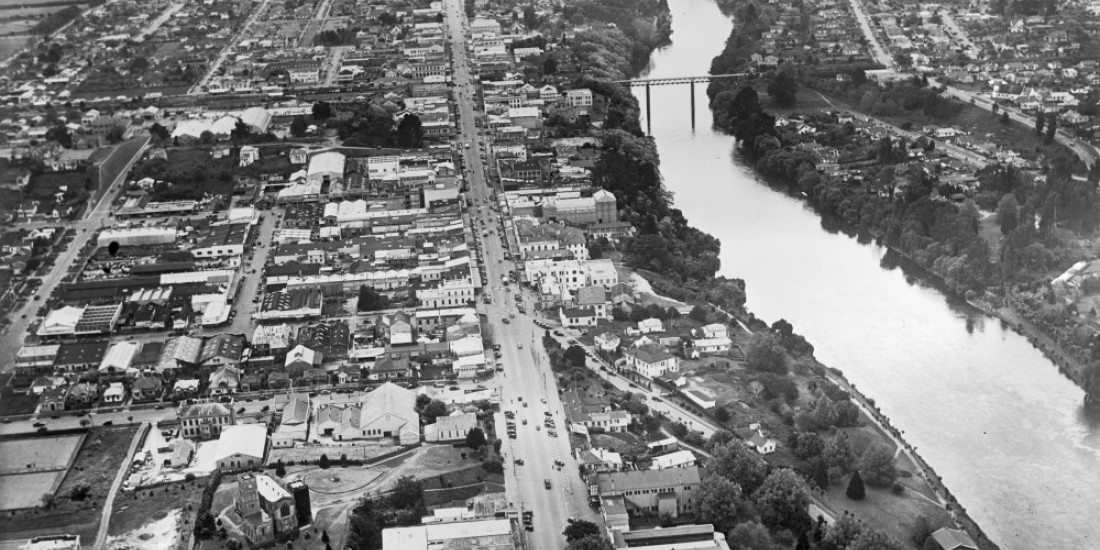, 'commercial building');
382,518,517,550
611,525,730,550
215,424,269,471
307,152,346,186
97,226,177,247
595,466,701,519
423,412,477,443
179,402,236,440
257,287,322,322
313,382,419,444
